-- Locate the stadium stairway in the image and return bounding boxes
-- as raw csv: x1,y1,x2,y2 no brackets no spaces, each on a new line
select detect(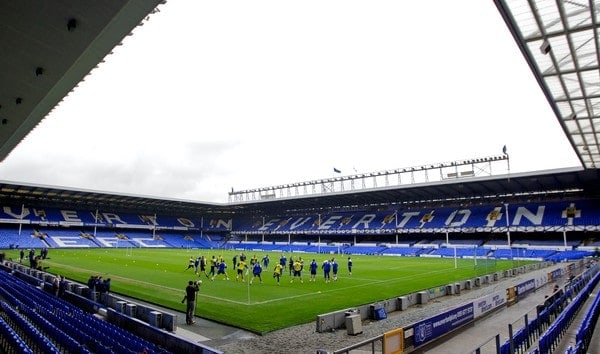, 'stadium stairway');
552,279,600,353
586,297,600,353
